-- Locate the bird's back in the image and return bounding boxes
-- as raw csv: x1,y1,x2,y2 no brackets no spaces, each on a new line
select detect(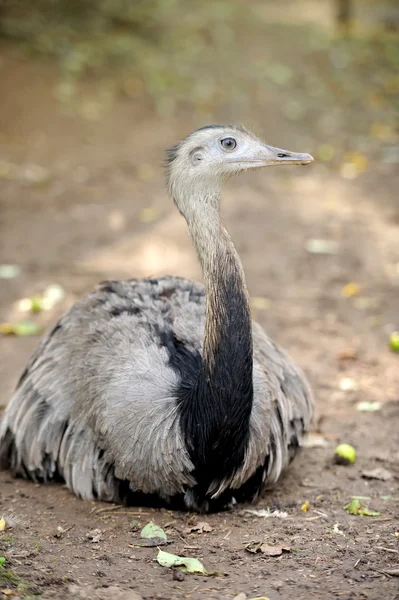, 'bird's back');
0,275,313,510
0,277,207,502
